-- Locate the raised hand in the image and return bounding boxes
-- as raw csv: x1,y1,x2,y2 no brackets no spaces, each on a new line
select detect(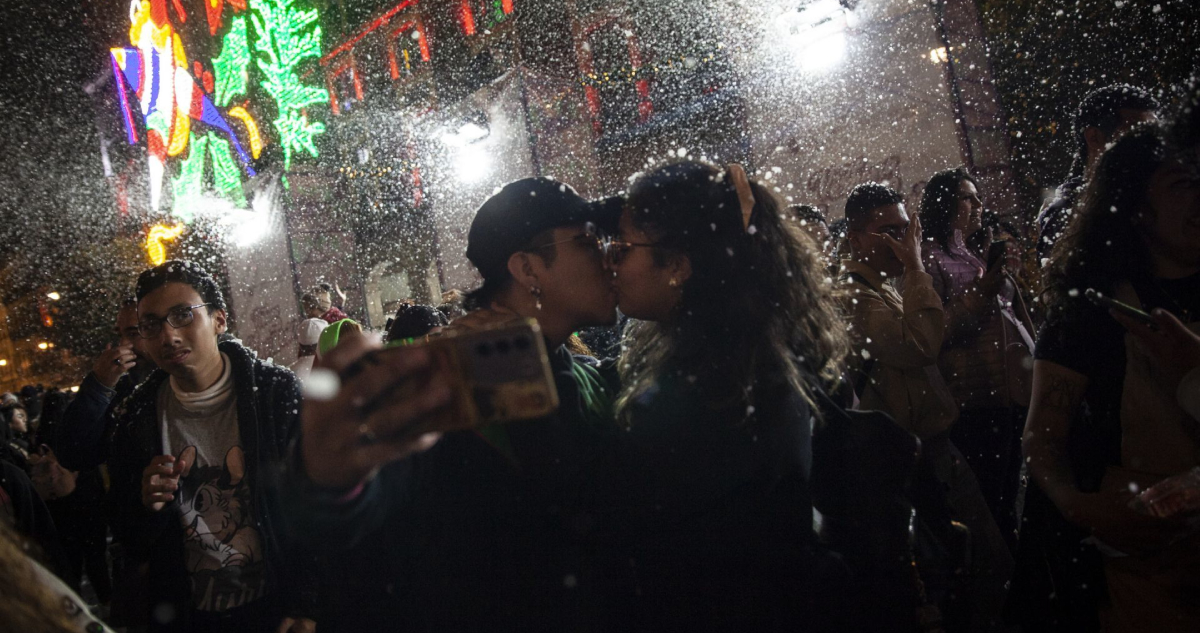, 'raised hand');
94,343,138,389
300,330,454,490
